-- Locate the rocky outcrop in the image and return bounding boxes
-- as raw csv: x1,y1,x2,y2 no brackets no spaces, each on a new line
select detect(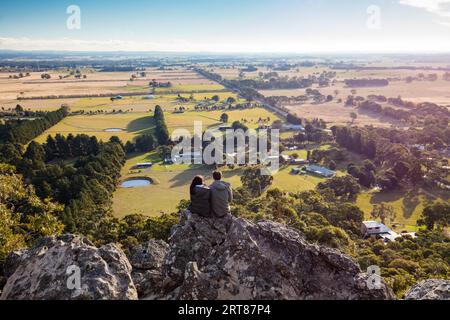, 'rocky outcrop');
0,235,137,300
129,240,169,298
1,213,396,300
404,279,450,300
142,211,395,300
